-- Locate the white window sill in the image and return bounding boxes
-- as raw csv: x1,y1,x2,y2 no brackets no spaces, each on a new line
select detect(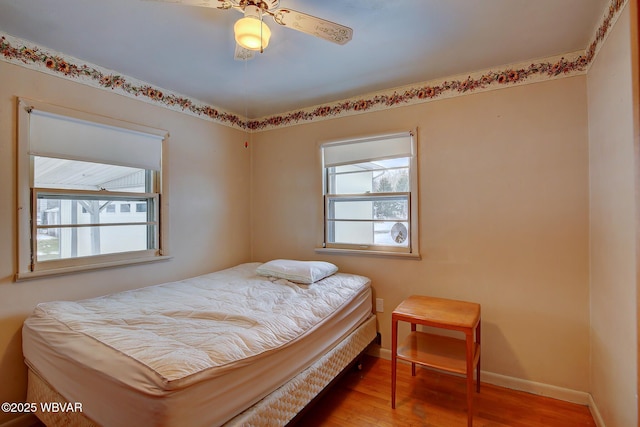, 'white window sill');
15,255,173,282
315,247,421,259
